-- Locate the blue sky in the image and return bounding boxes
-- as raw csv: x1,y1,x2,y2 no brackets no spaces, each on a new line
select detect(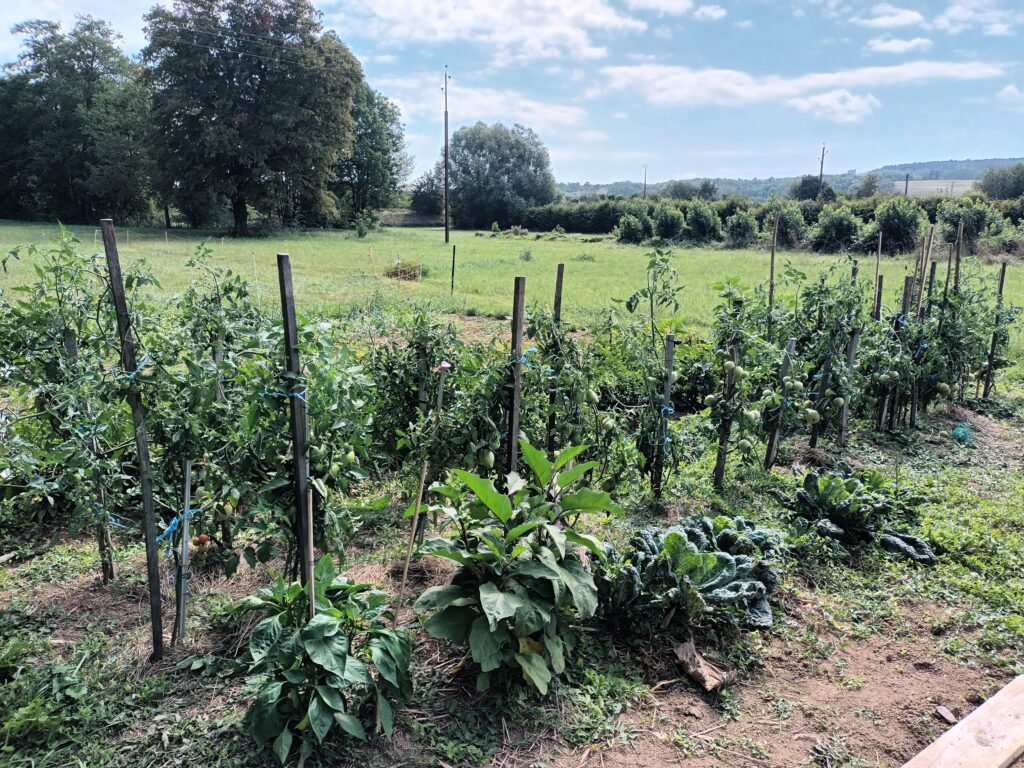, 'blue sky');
3,0,1023,183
